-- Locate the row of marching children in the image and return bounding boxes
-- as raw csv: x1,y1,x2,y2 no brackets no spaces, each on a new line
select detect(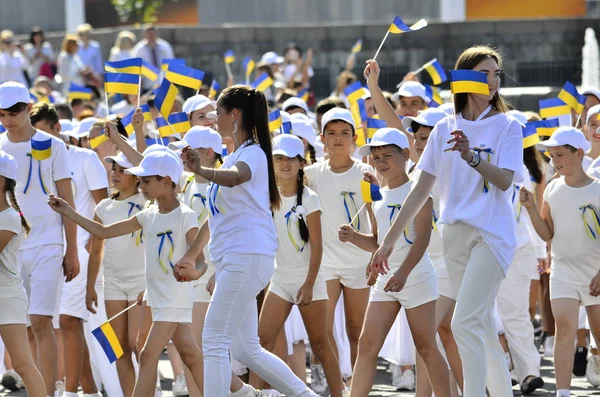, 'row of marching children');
1,43,600,397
